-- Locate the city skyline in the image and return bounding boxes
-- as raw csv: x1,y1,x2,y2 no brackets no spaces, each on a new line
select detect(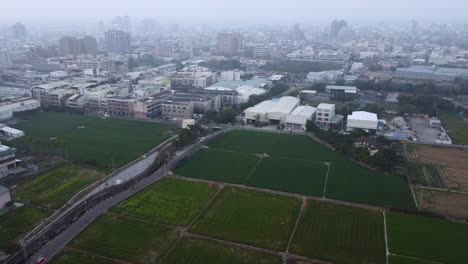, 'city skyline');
2,0,468,25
